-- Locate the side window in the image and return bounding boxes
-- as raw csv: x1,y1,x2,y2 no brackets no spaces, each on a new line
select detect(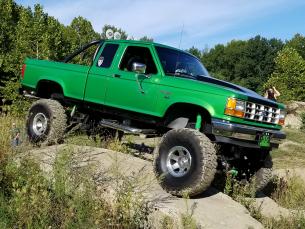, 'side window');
119,46,157,74
97,44,119,68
